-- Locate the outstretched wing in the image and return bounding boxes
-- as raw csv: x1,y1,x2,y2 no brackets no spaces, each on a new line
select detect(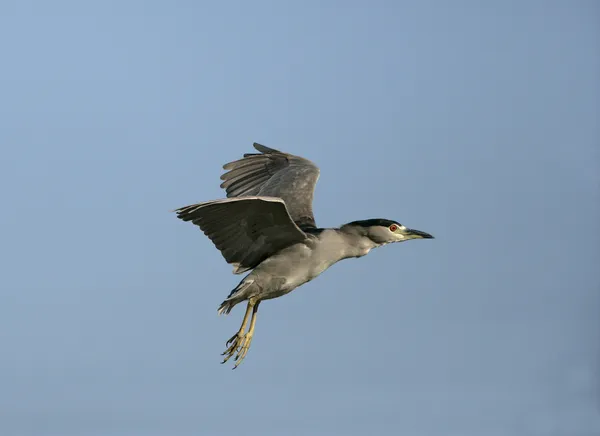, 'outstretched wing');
174,196,307,274
220,143,320,229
